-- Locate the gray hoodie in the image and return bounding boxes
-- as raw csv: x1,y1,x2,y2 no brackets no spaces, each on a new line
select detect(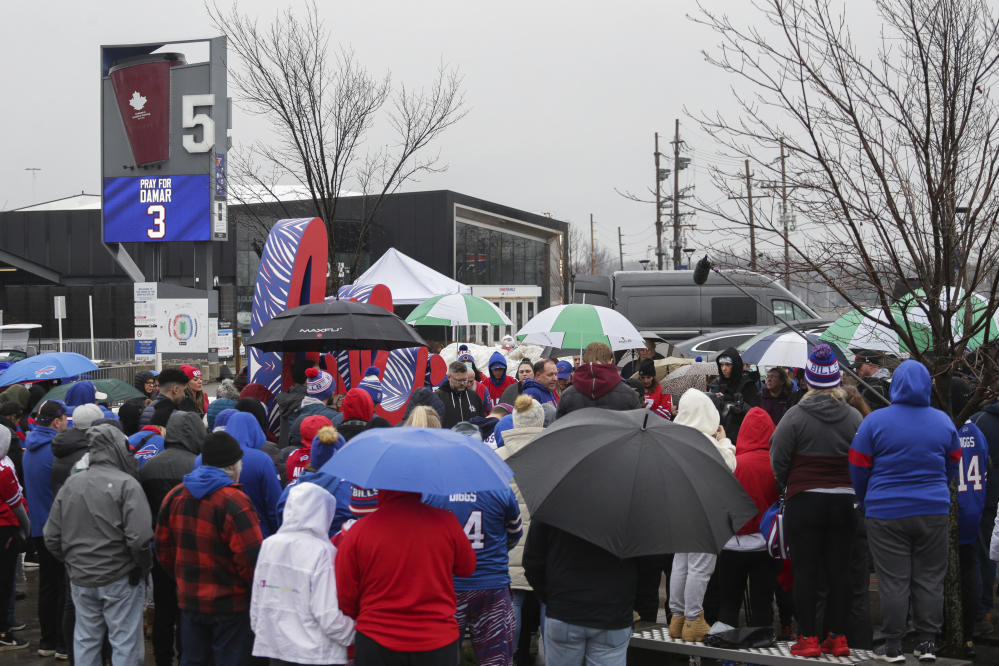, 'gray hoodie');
44,424,153,586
